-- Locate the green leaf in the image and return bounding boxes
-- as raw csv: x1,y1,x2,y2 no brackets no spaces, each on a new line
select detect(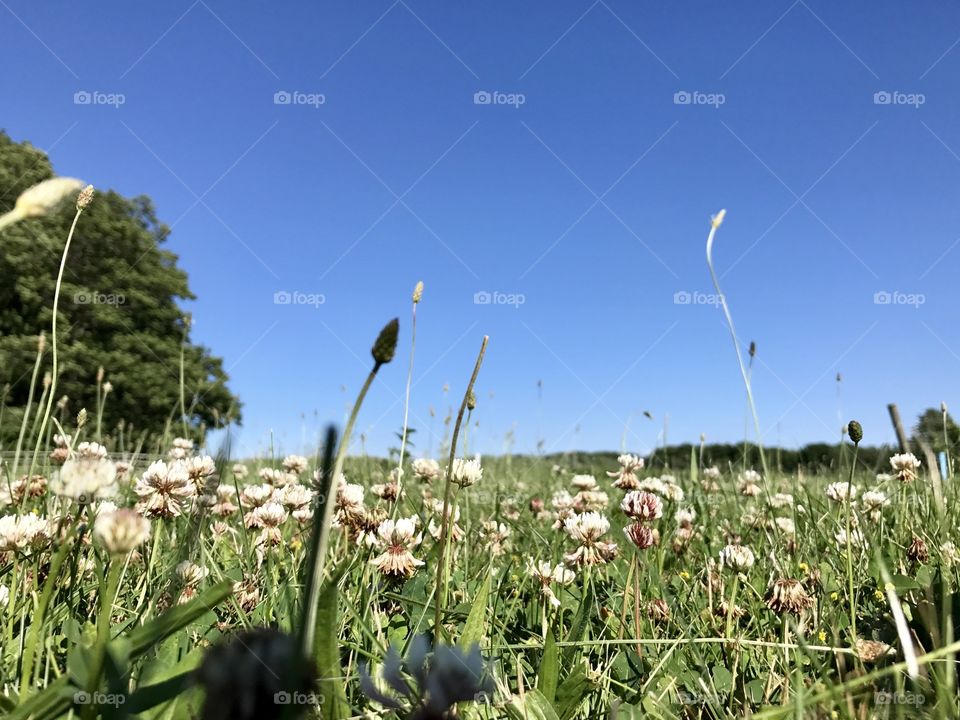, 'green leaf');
537,626,559,704
554,664,591,720
315,576,351,720
127,581,232,658
561,583,594,667
890,574,922,593
460,568,492,649
505,689,561,720
125,670,197,716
